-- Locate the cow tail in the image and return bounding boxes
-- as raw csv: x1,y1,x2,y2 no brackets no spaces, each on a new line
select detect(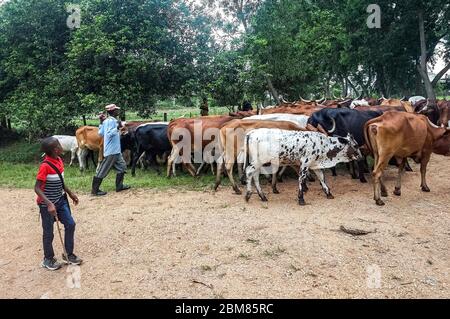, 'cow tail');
364,122,379,159
243,132,250,171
